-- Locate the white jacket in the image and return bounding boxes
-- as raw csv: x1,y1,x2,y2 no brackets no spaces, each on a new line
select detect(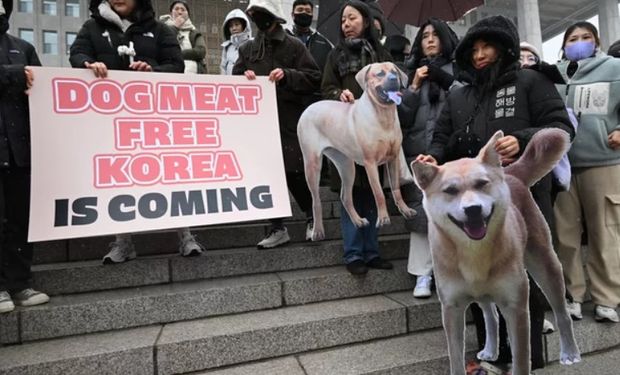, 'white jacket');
220,9,252,75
